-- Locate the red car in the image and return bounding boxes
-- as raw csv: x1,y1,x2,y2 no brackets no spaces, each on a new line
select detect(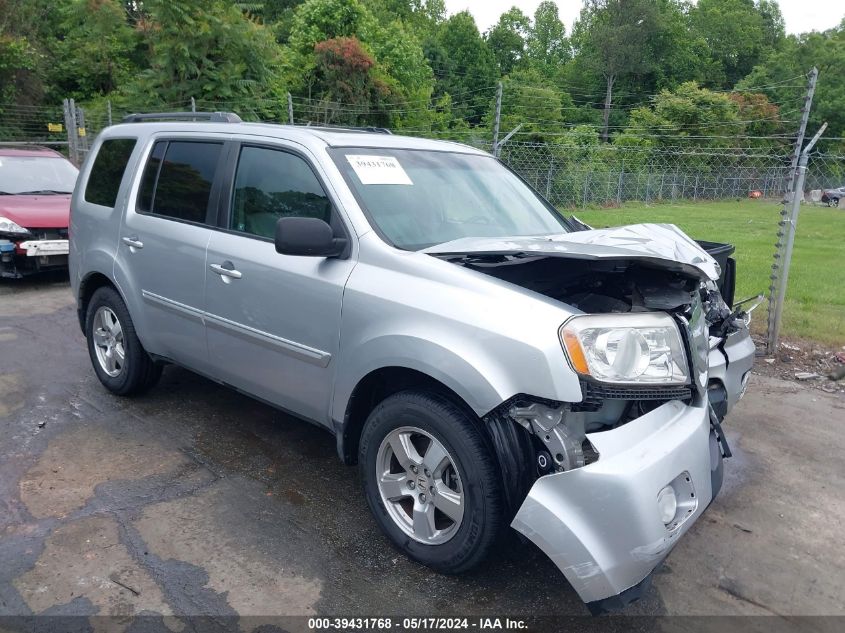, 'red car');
0,146,78,278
